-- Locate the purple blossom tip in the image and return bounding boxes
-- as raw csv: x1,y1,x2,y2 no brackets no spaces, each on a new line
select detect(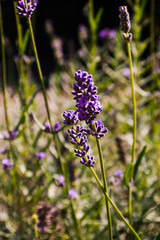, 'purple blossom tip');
15,0,38,18
54,121,61,132
3,131,19,140
111,170,123,186
36,152,46,160
2,158,12,170
63,110,79,125
68,188,77,199
119,6,131,34
80,155,95,168
57,175,65,187
44,123,52,133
